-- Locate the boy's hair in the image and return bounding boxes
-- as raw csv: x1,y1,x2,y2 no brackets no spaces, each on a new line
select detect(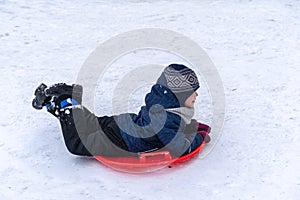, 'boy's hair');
156,64,200,105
